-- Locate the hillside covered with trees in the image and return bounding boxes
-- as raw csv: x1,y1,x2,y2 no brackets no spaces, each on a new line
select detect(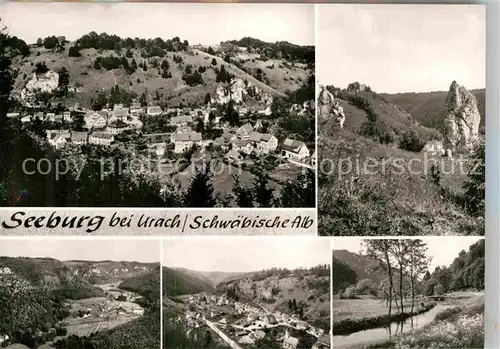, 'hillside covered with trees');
162,267,215,298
